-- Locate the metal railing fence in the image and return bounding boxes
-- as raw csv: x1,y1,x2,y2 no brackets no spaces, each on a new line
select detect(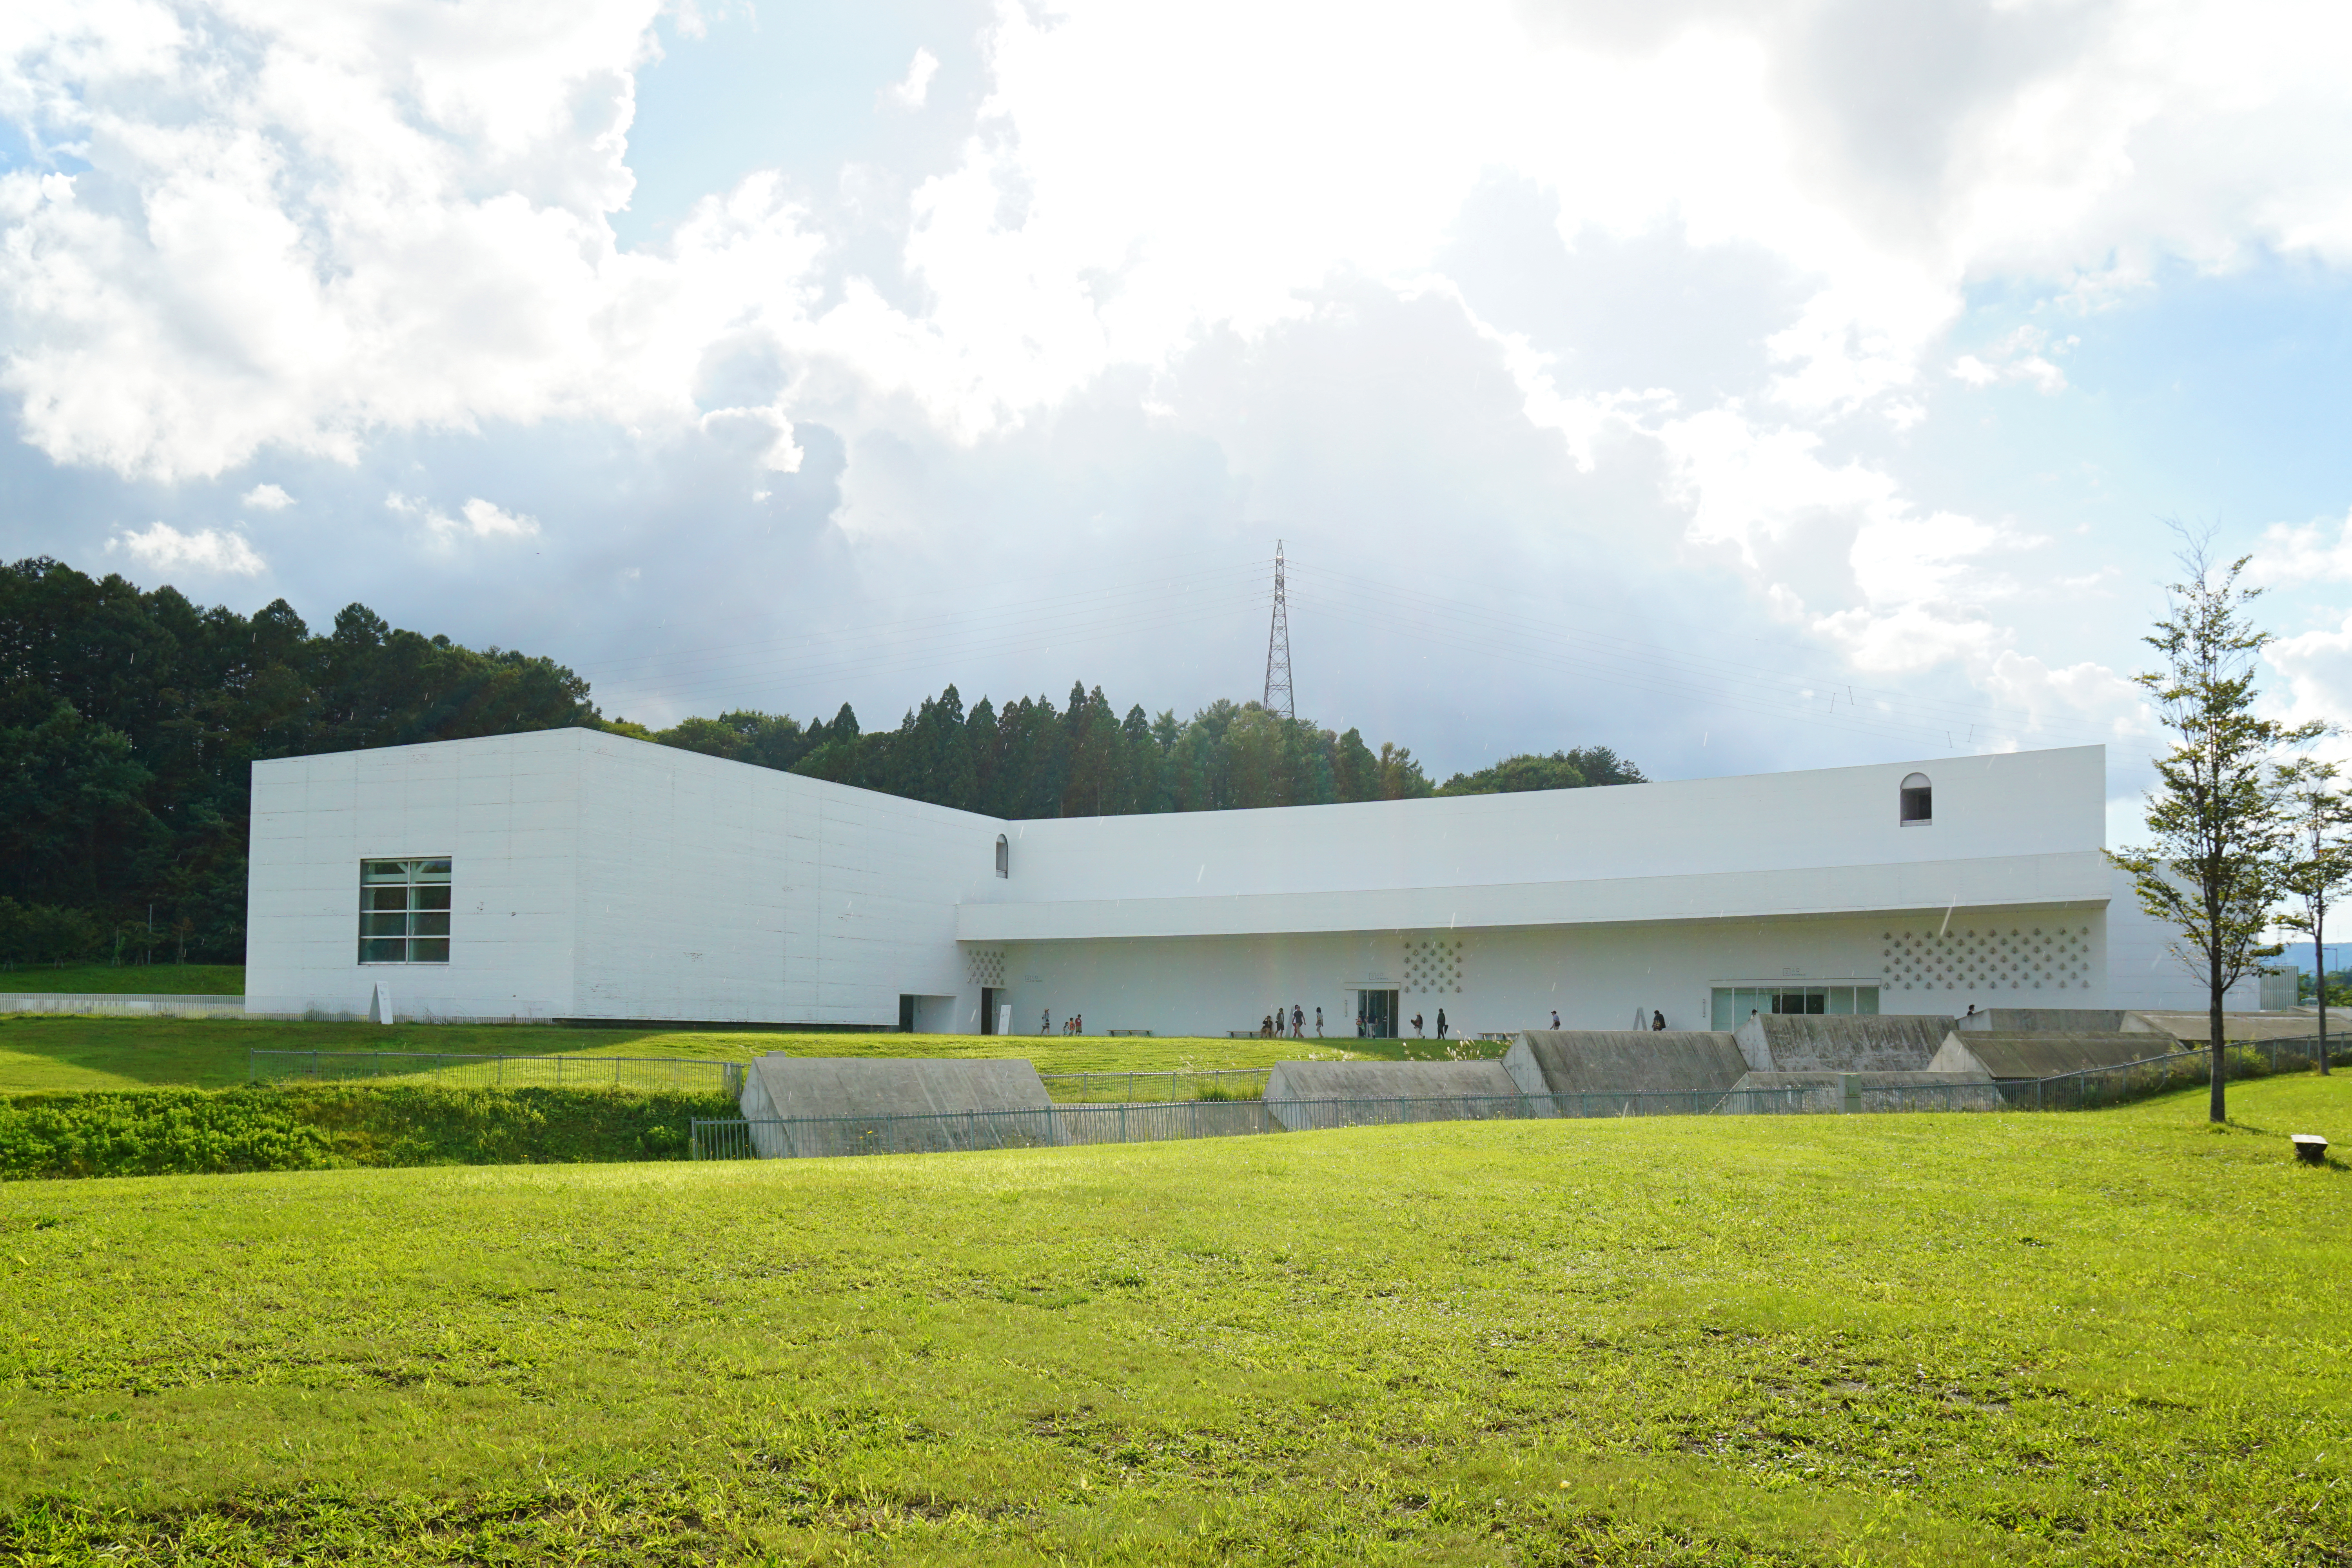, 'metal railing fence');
249,1049,743,1096
1999,1040,2348,1111
1036,1068,1271,1103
